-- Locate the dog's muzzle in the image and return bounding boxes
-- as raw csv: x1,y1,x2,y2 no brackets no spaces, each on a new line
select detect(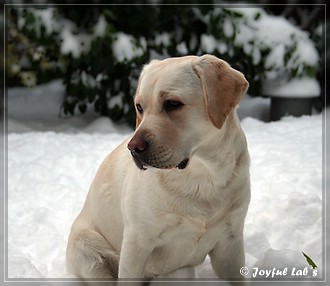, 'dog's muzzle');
131,151,147,171
130,151,189,171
